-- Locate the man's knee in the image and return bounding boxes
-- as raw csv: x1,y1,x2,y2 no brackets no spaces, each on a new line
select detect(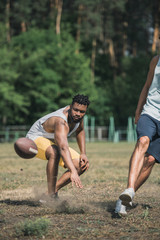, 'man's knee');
72,158,81,170
72,158,86,174
144,153,155,167
137,136,150,149
45,145,60,161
